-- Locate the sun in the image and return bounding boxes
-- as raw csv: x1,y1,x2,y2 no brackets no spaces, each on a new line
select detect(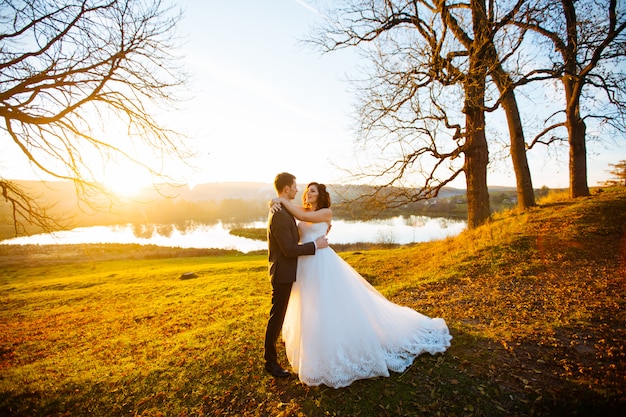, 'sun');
101,165,152,198
104,178,147,198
